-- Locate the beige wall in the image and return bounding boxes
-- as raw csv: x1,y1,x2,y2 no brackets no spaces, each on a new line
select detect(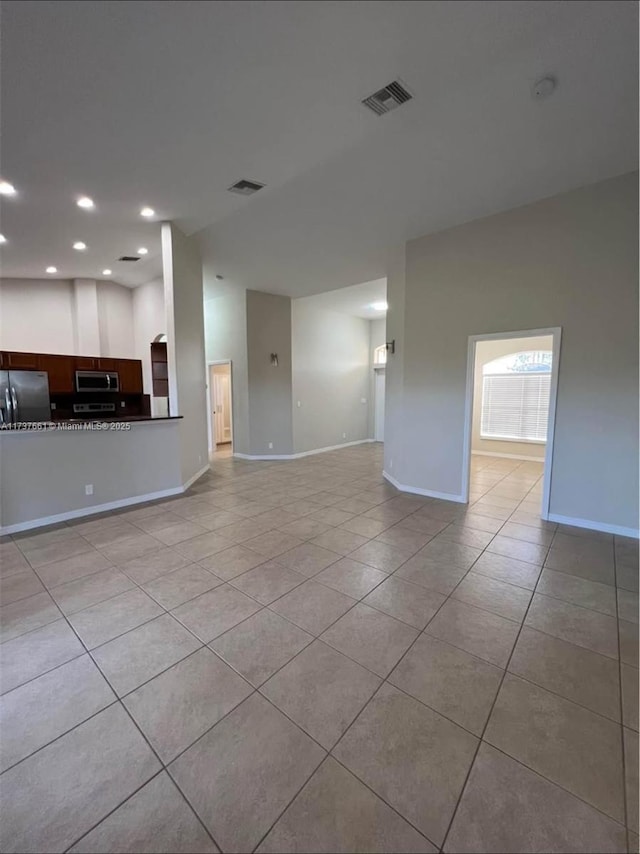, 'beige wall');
0,278,76,353
388,173,638,534
0,277,139,358
292,301,370,453
162,222,209,483
0,423,183,533
472,335,552,460
96,281,135,358
132,278,165,397
203,286,249,455
246,290,293,455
